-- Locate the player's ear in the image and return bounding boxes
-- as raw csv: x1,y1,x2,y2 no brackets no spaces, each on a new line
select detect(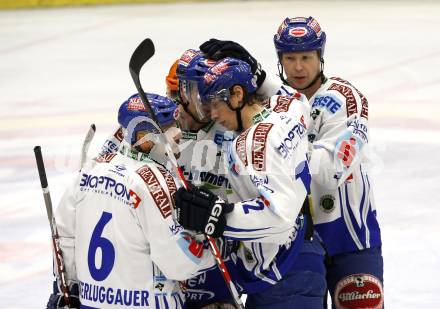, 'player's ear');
230,85,244,108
